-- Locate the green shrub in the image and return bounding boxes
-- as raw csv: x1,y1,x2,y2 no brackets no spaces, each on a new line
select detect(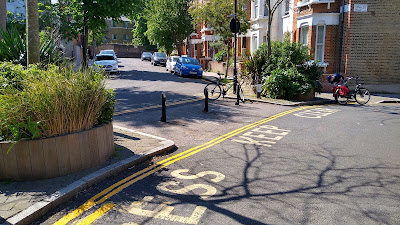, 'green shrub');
214,50,227,62
0,63,115,142
298,61,323,93
0,28,63,66
263,67,312,100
